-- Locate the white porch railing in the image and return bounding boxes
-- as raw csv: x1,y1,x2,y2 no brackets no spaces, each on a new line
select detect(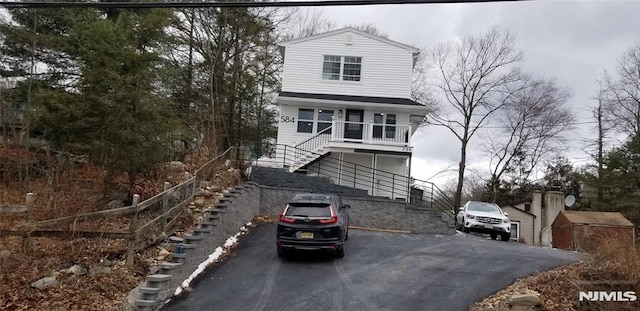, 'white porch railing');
331,120,411,145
